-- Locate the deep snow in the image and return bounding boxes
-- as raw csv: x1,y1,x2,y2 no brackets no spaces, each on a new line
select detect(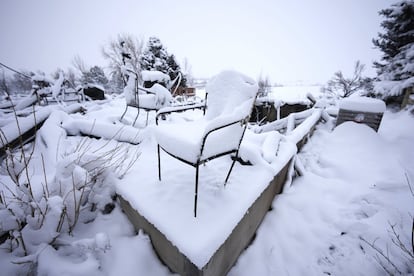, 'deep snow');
0,91,413,275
